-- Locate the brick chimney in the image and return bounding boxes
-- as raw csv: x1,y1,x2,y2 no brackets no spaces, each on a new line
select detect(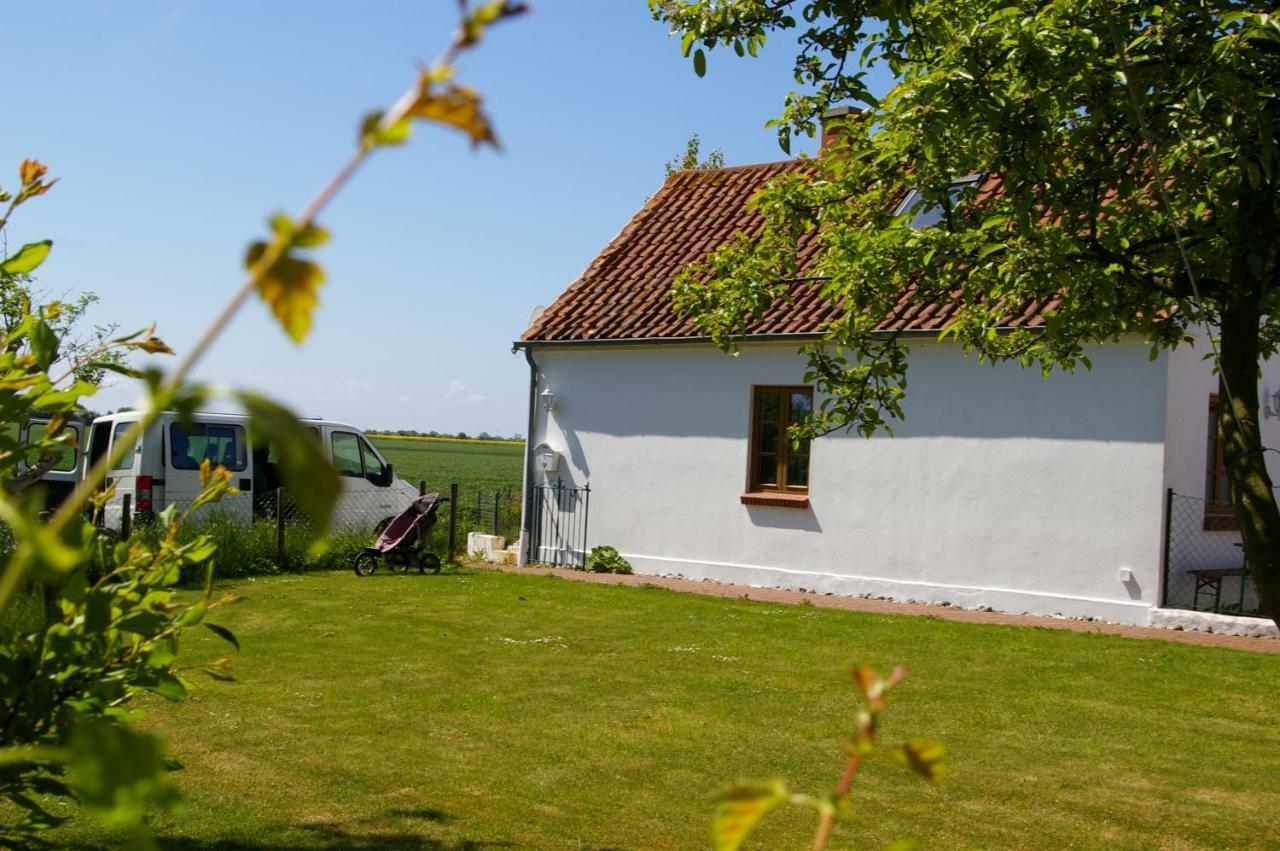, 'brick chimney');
820,105,863,154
